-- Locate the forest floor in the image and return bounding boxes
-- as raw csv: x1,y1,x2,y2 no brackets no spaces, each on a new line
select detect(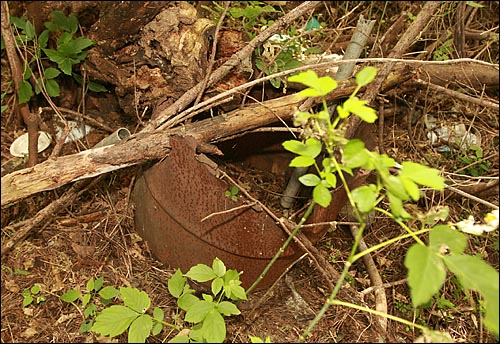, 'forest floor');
1,1,499,343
